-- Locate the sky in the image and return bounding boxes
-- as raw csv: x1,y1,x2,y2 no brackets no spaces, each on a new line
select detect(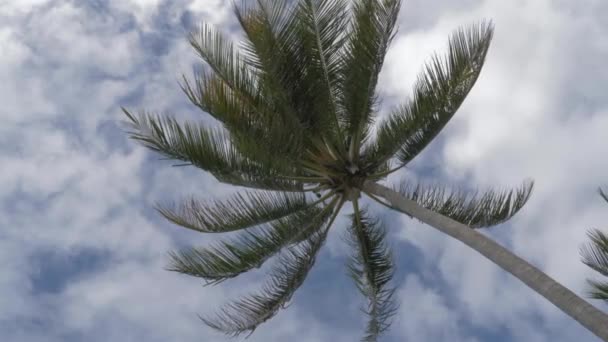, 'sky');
1,0,608,341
